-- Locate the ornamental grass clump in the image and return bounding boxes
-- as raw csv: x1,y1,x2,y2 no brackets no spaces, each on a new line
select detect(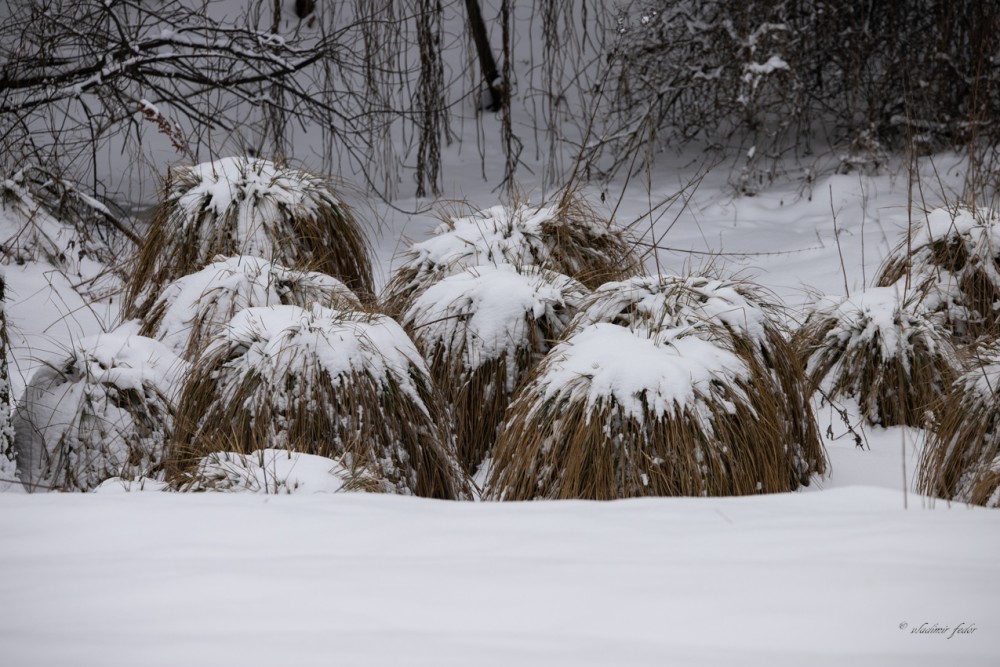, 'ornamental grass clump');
486,273,822,500
919,344,1000,508
577,273,824,479
139,255,360,359
383,188,638,315
798,287,957,428
166,305,470,499
12,334,186,492
125,156,373,317
877,205,1000,341
401,264,589,473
